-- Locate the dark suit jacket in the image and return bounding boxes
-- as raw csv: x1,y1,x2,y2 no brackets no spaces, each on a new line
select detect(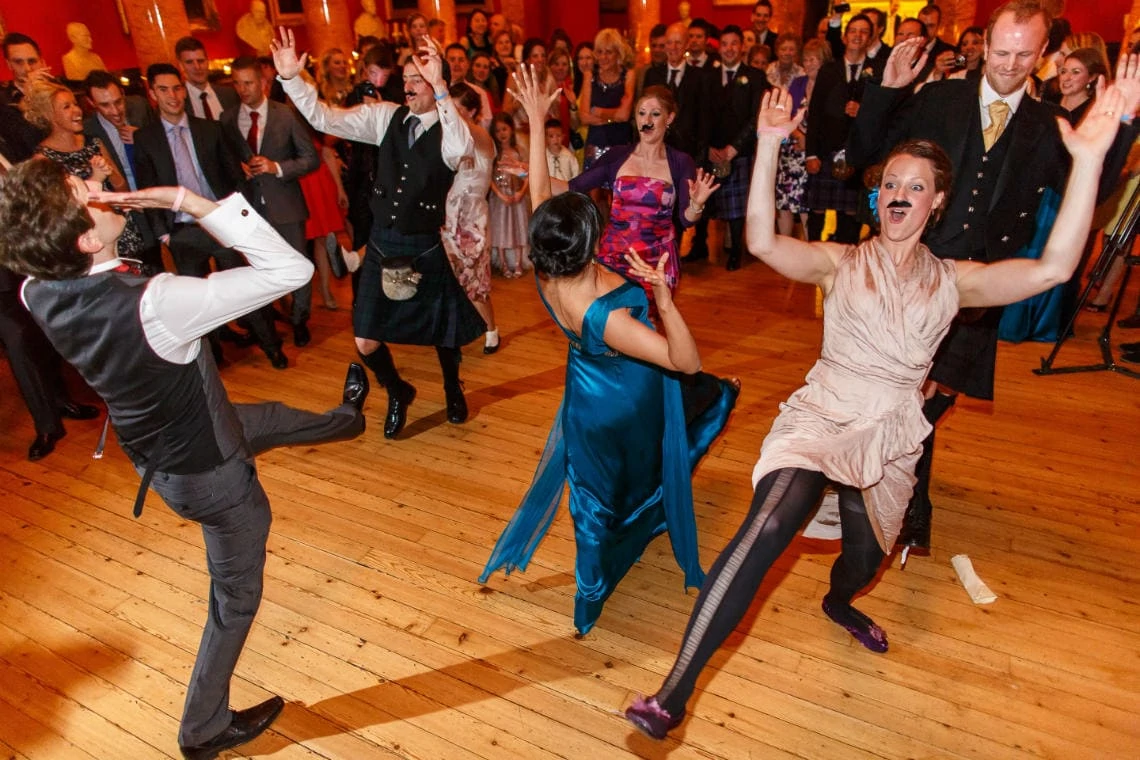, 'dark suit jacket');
709,64,768,156
183,83,240,120
913,38,957,88
82,96,154,182
755,29,777,51
848,78,1137,262
220,100,318,226
806,56,886,161
133,115,243,238
827,24,893,65
642,62,711,160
